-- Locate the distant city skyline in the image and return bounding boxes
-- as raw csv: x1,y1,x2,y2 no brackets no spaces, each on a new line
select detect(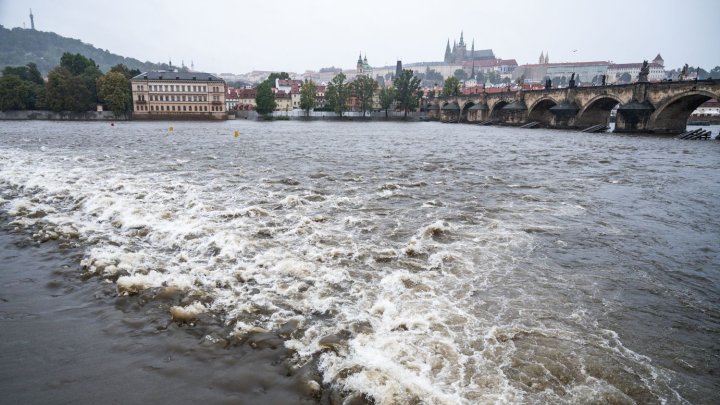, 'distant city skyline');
1,0,718,74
